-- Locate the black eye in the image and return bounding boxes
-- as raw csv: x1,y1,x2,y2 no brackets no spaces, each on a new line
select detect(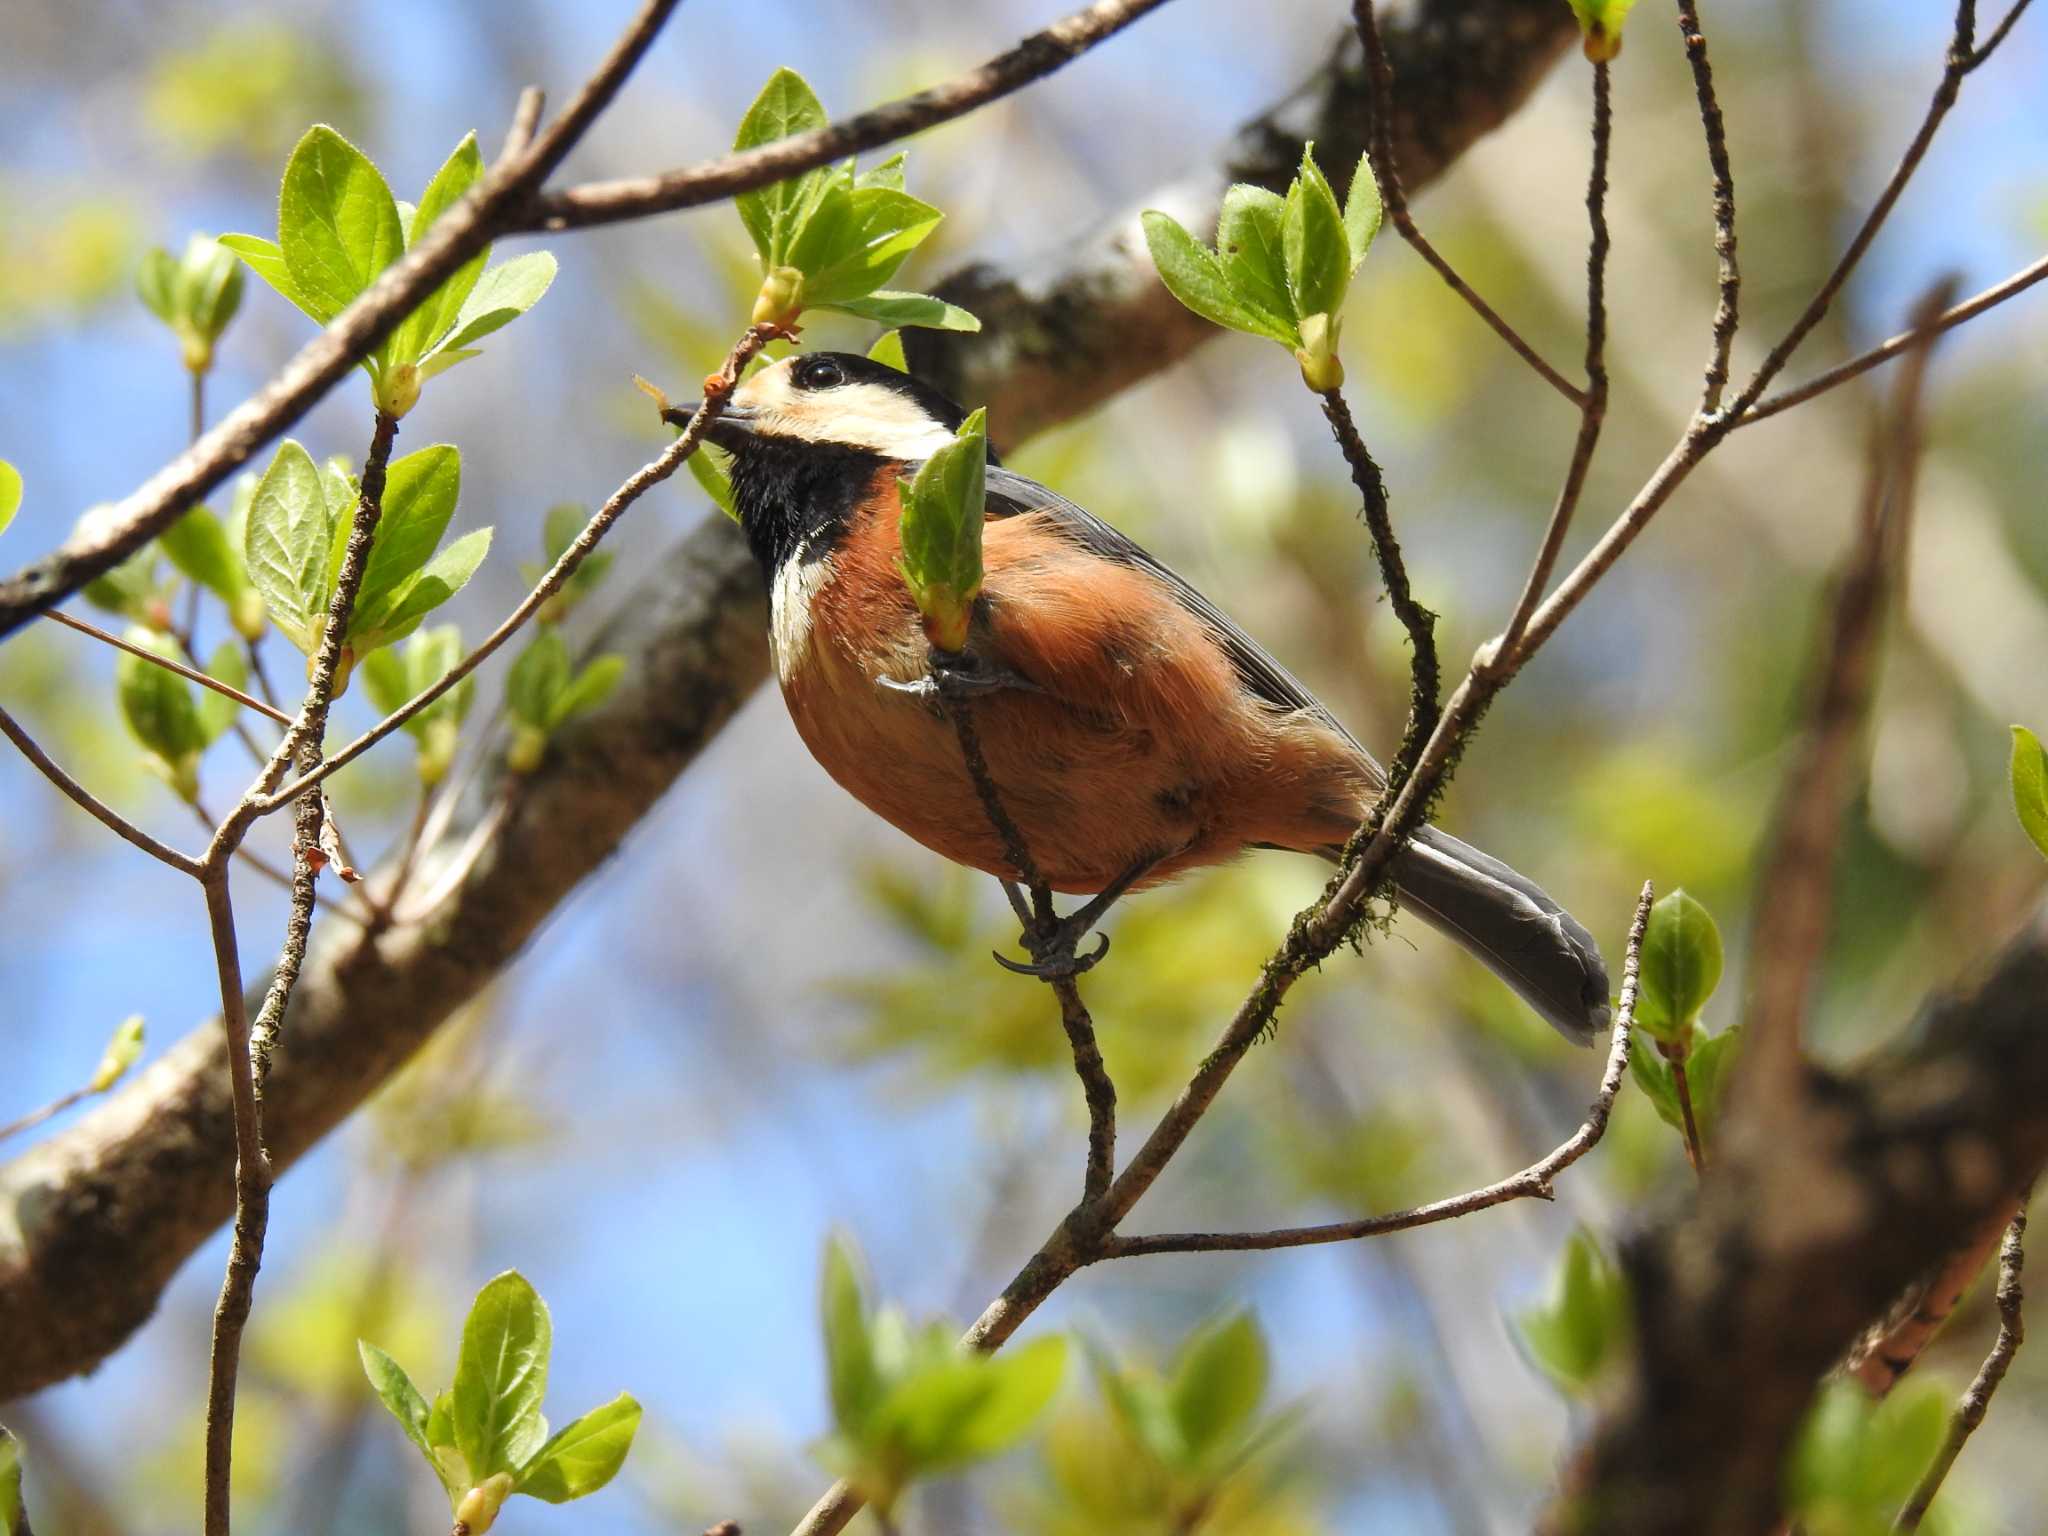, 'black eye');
794,356,844,391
